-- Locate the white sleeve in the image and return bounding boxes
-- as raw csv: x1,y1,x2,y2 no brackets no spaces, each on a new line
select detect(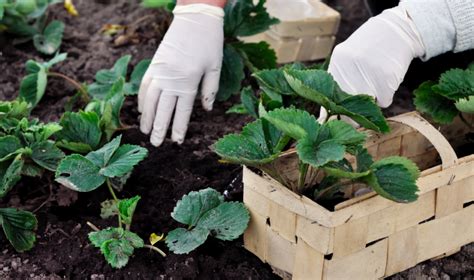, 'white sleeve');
400,0,456,61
